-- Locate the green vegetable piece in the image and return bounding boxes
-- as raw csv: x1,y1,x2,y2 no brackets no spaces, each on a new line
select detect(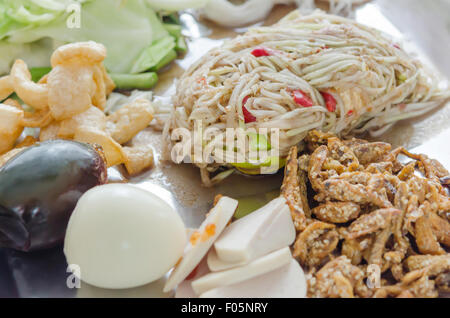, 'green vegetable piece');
232,156,283,170
247,132,271,152
109,72,158,90
176,36,188,53
131,37,175,74
230,132,275,173
151,49,177,72
163,23,182,38
234,190,280,219
397,73,407,84
163,23,187,53
232,156,286,175
30,66,51,82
